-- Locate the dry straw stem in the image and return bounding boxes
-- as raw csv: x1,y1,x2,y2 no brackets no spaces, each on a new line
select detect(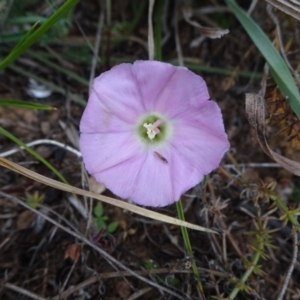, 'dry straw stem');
181,3,229,39
0,157,215,233
265,0,300,21
89,8,104,91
